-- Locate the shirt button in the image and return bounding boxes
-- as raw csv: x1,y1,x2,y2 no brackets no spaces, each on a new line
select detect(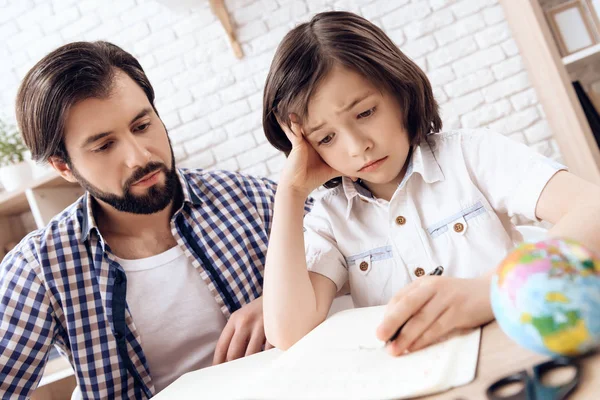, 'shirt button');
453,222,464,233
395,216,406,225
414,267,425,277
359,261,369,271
